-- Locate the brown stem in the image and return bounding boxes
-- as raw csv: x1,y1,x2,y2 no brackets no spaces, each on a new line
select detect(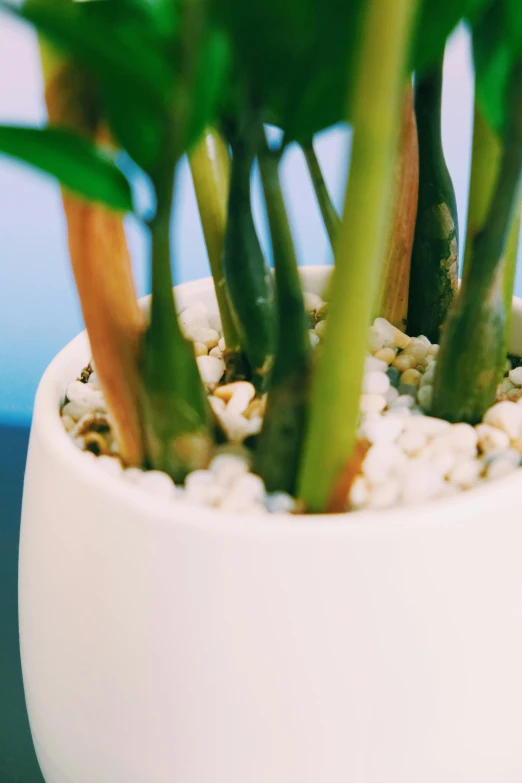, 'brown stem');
375,83,419,330
44,57,145,465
